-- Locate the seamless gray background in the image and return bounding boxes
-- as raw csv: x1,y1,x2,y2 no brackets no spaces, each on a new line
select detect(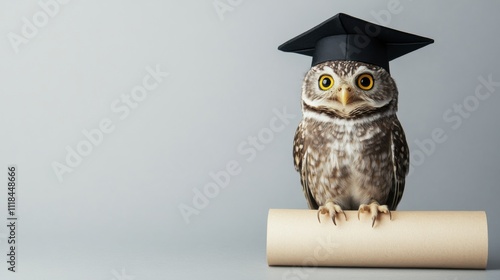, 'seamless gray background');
0,0,499,279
